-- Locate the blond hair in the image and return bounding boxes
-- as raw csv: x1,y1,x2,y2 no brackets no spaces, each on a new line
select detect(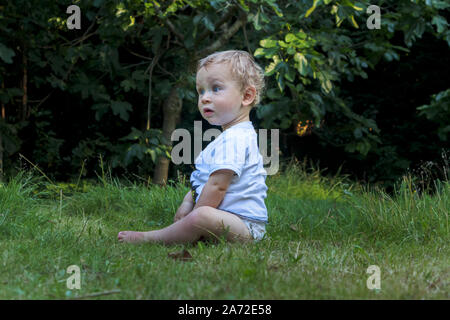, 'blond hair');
197,50,265,107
